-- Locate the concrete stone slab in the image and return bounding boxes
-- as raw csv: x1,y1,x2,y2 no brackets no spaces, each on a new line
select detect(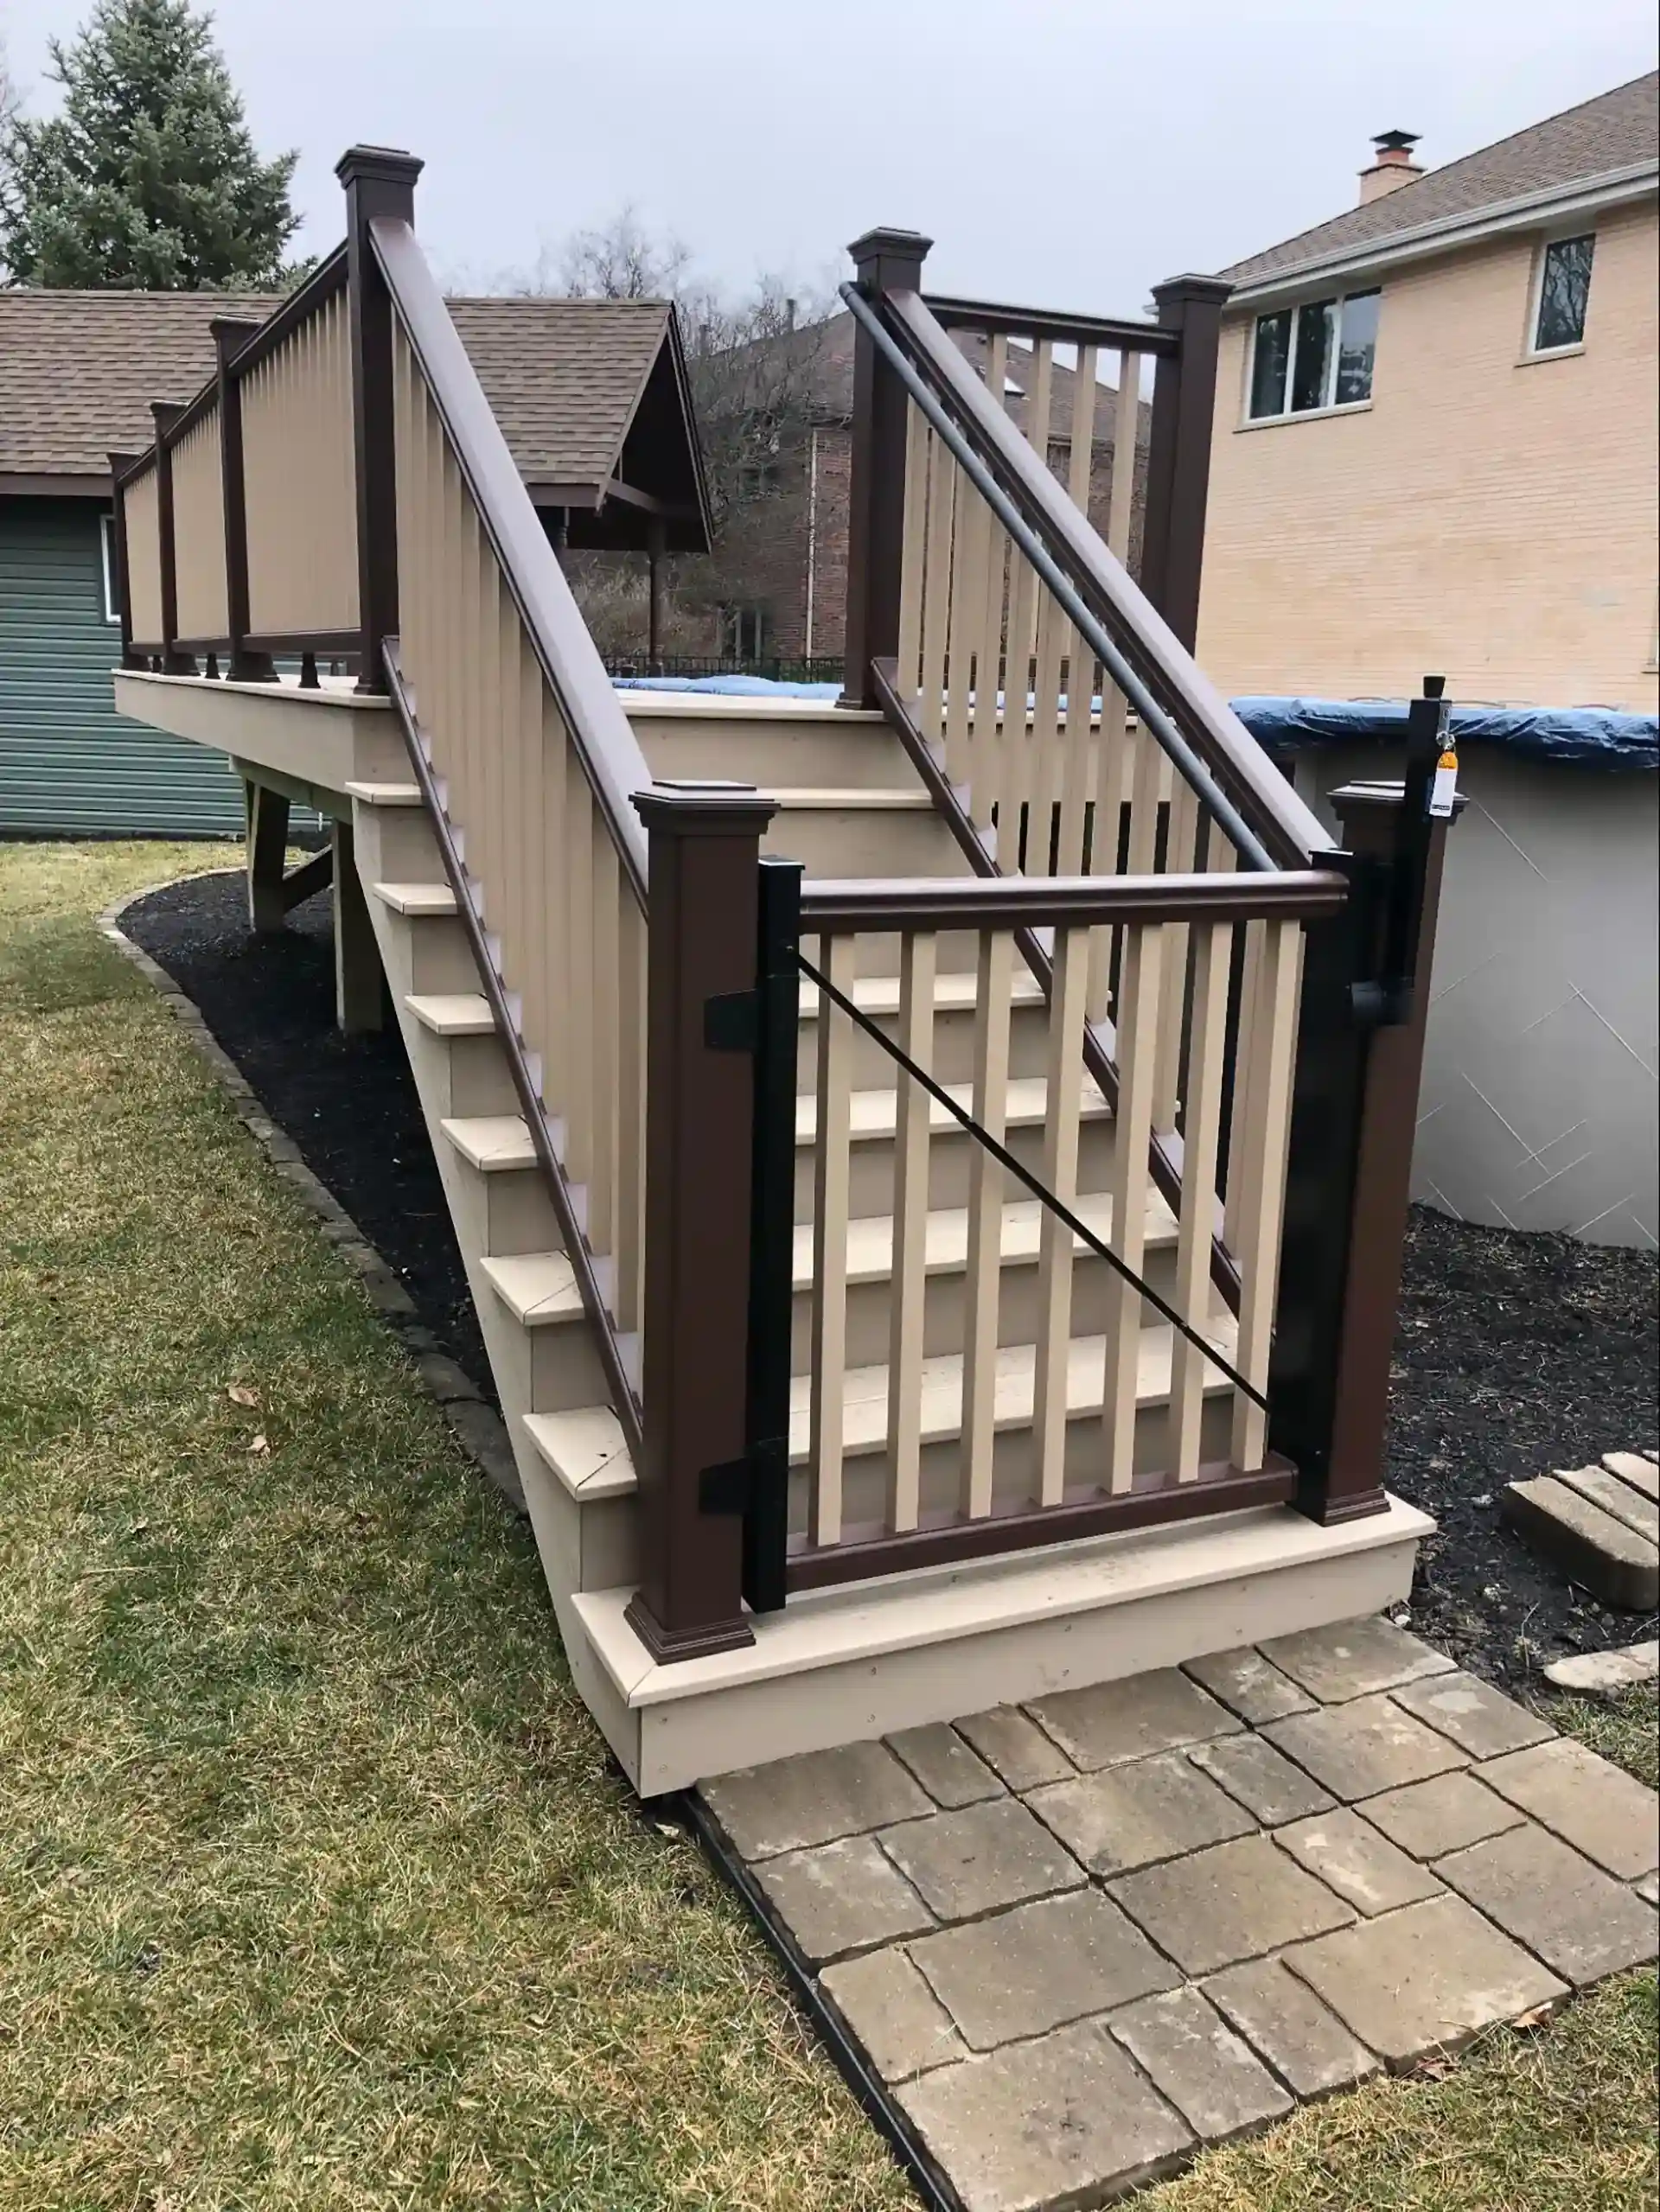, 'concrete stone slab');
1109,1834,1355,1977
1026,1752,1256,1877
1108,1986,1294,2143
1285,1894,1567,2069
820,1945,967,2081
1478,1738,1660,1879
886,1724,1005,1808
1357,1772,1527,1859
954,1706,1075,1790
1027,1667,1242,1772
910,1888,1178,2051
1275,1807,1446,1915
1183,1647,1317,1724
1259,1616,1456,1704
898,2020,1193,2212
755,1834,934,1964
1264,1692,1471,1801
1434,1824,1659,1988
878,1797,1084,1924
1604,1450,1660,1501
1188,1734,1338,1826
1204,1956,1382,2101
703,1739,931,1860
1502,1476,1660,1612
1389,1671,1556,1761
1638,1871,1660,1907
1542,1641,1659,1698
1556,1463,1660,1543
